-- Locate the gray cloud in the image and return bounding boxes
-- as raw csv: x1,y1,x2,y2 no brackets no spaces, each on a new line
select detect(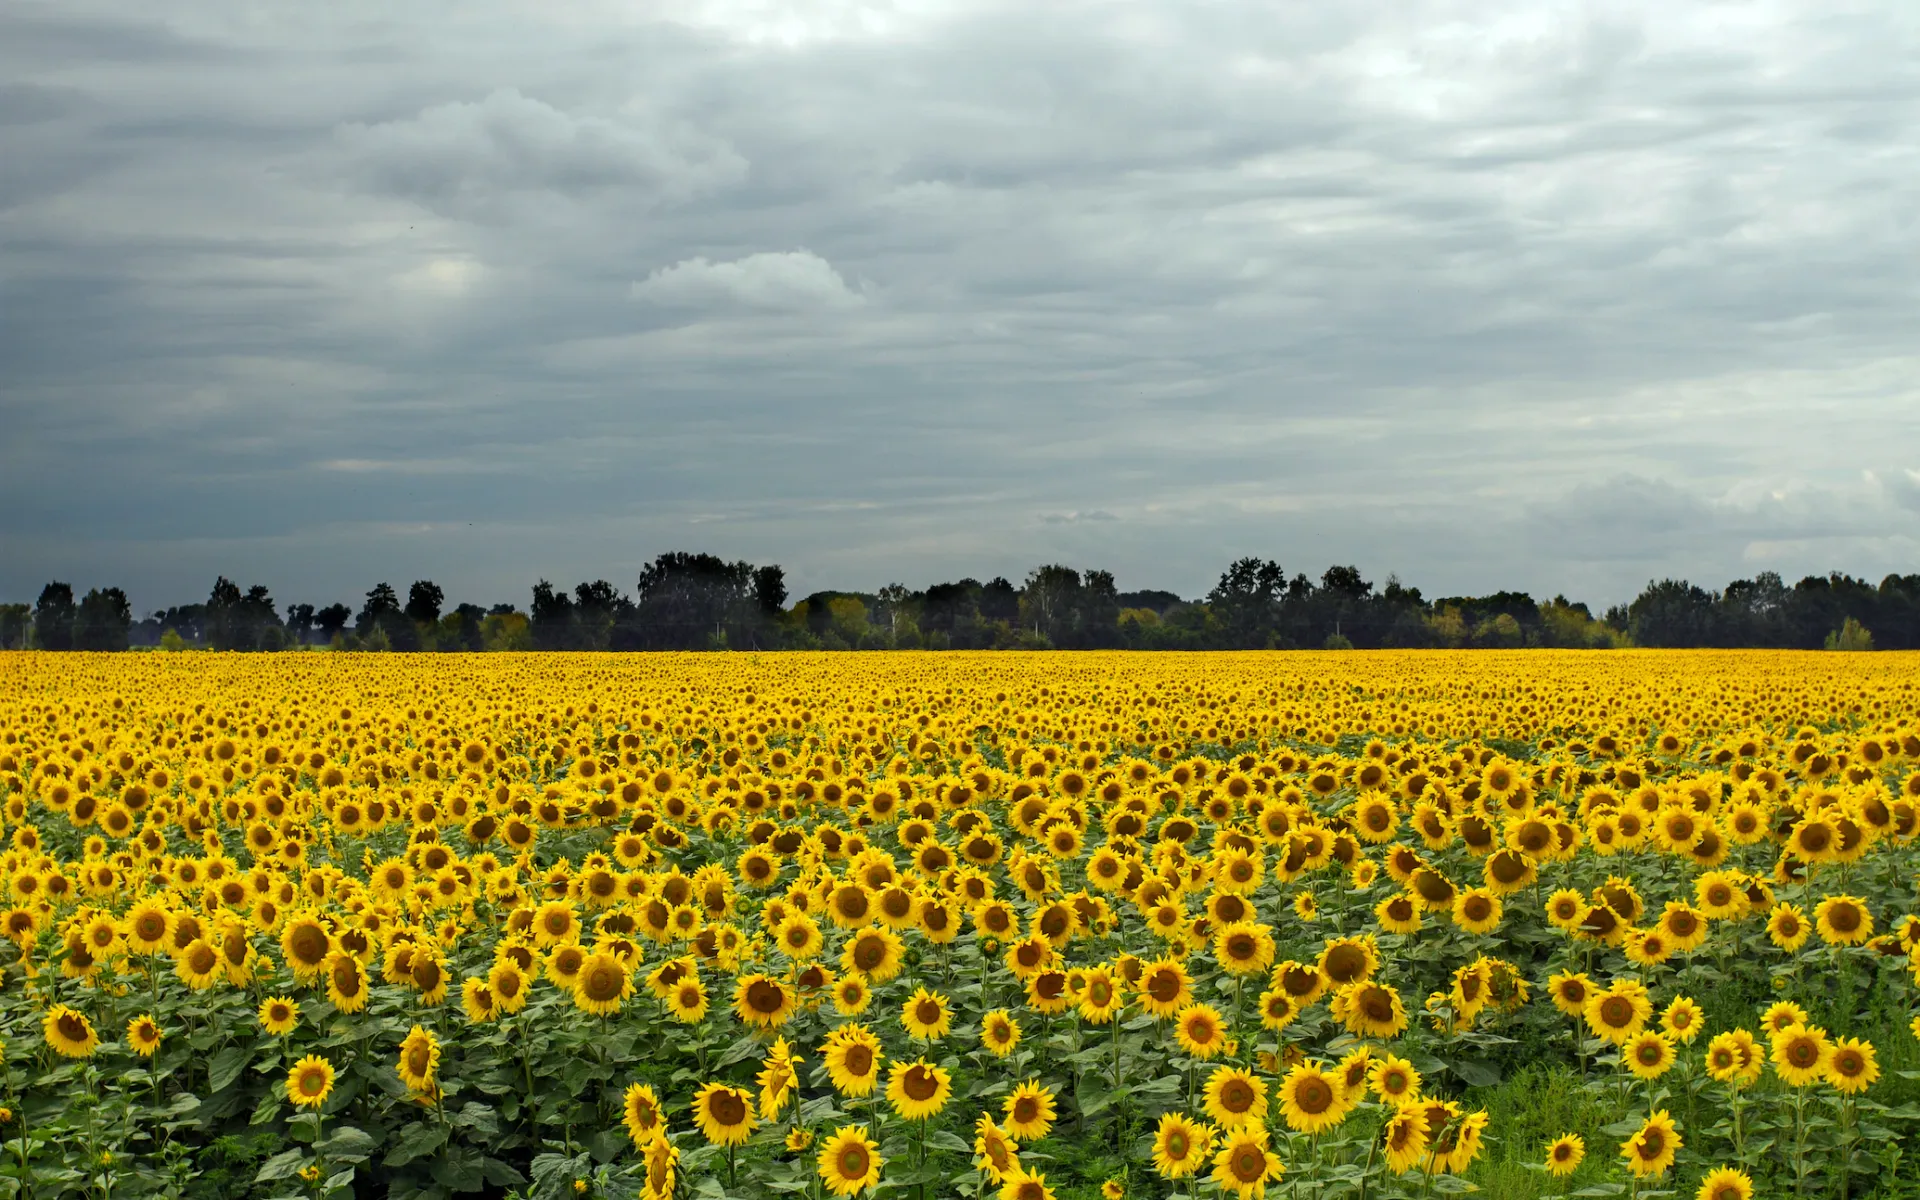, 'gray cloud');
2,0,1917,612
